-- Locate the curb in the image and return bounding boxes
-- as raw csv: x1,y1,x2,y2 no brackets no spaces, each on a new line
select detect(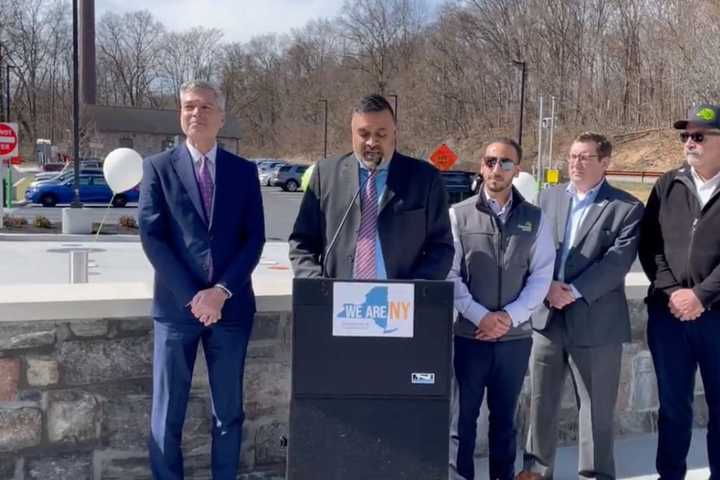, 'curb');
0,233,140,242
